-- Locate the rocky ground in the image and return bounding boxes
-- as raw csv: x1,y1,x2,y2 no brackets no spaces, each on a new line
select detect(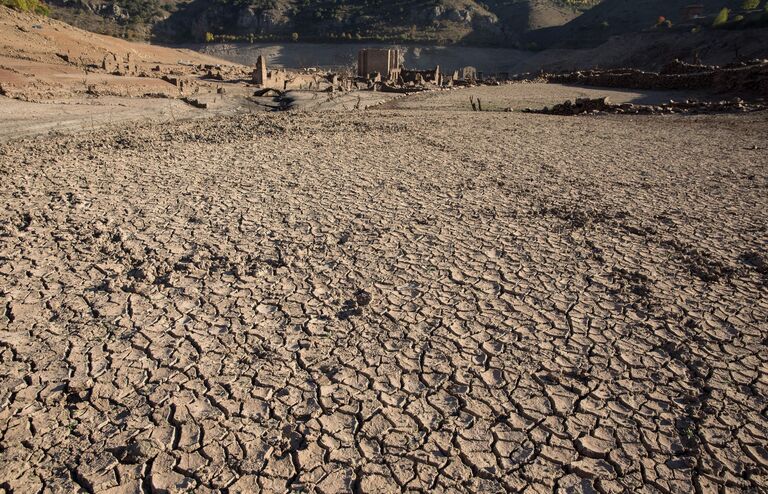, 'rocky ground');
1,85,767,493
